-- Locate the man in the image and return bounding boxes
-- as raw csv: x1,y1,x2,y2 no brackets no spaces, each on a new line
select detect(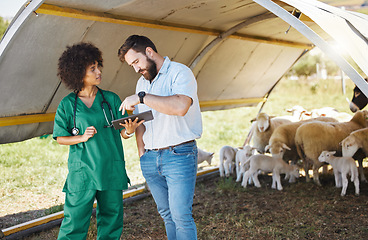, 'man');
118,35,202,240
